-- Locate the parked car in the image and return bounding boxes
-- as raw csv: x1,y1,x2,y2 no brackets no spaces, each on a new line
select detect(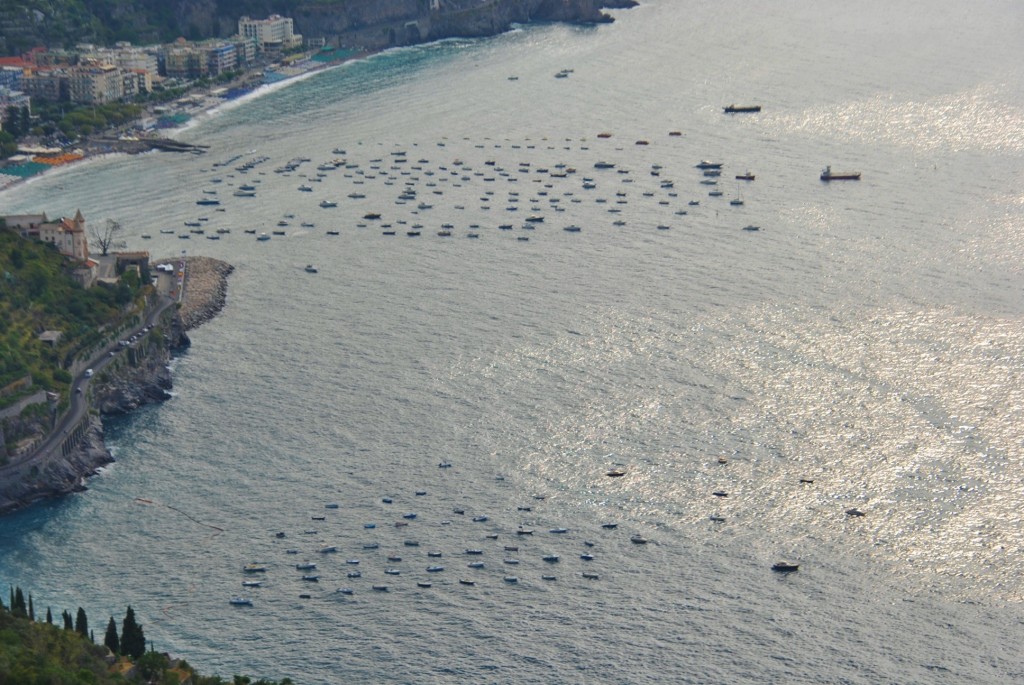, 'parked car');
84,369,93,378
